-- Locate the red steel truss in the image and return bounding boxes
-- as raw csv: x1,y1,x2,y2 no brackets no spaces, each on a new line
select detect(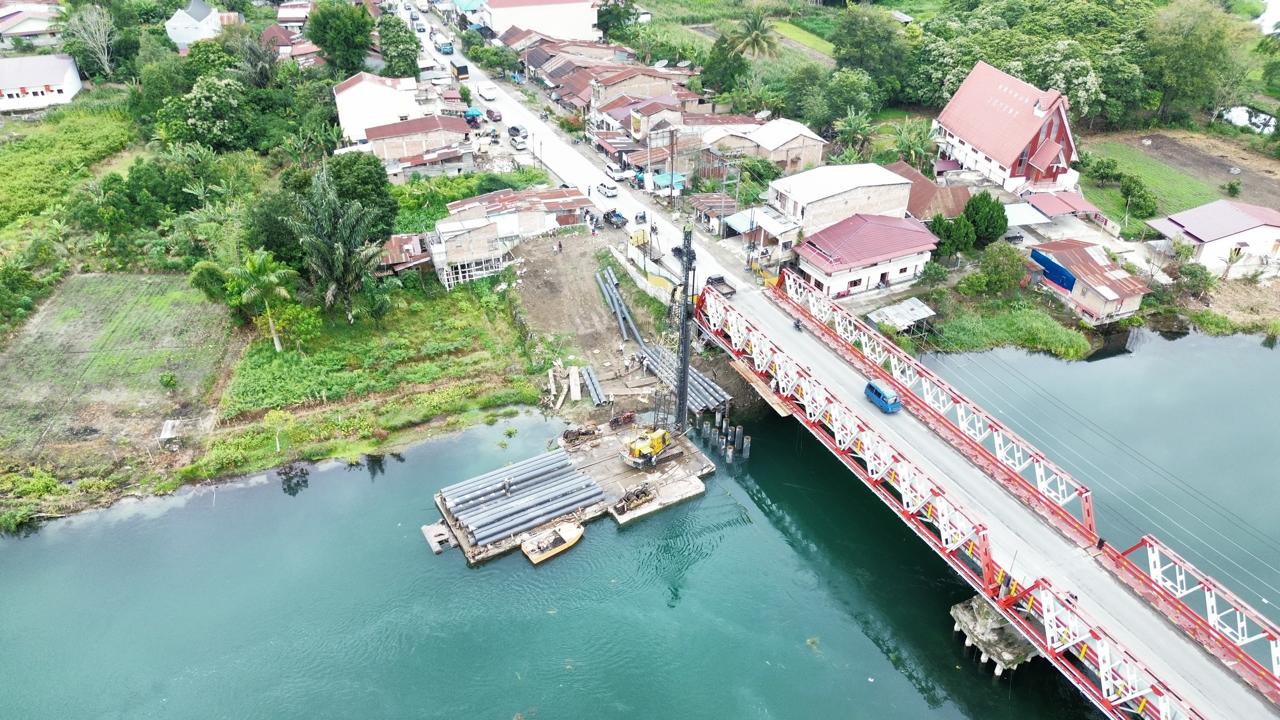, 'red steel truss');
696,287,1201,720
769,268,1280,704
